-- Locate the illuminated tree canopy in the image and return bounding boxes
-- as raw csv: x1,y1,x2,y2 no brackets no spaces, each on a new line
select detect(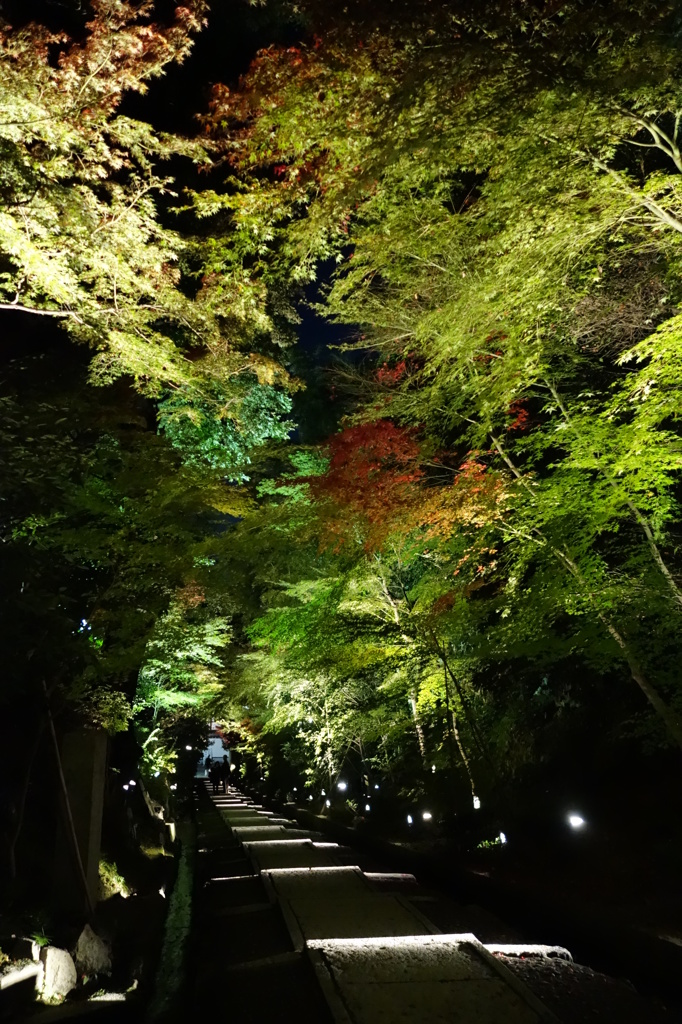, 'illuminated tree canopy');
2,0,682,840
